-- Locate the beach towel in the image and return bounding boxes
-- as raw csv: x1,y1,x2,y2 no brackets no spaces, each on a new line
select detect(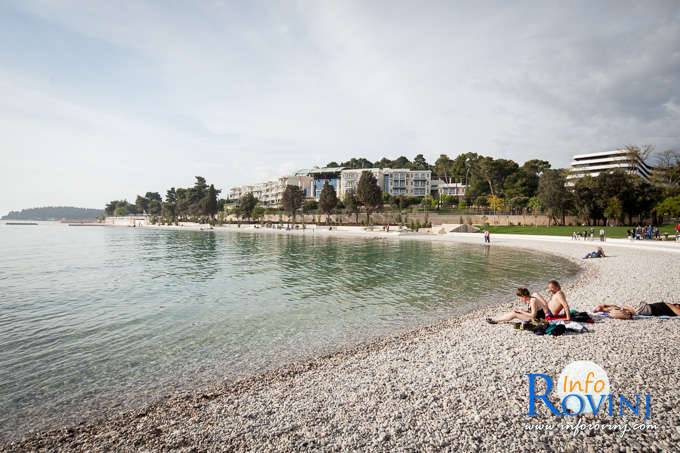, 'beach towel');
551,320,588,333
